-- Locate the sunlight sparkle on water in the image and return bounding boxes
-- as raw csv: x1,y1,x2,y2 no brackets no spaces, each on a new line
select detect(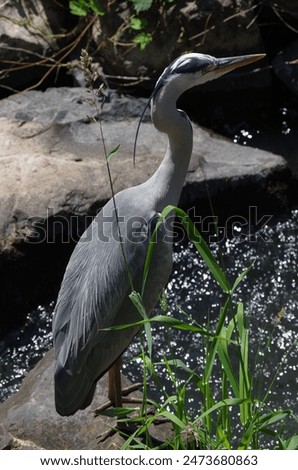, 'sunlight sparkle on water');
1,213,297,425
